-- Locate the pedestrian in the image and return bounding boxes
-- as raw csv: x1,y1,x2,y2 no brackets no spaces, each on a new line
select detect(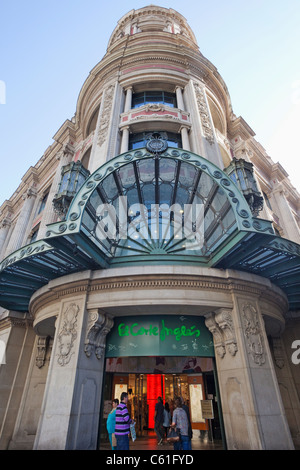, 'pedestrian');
171,397,192,450
106,398,119,450
182,399,193,443
154,396,164,445
115,392,134,450
163,402,171,441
